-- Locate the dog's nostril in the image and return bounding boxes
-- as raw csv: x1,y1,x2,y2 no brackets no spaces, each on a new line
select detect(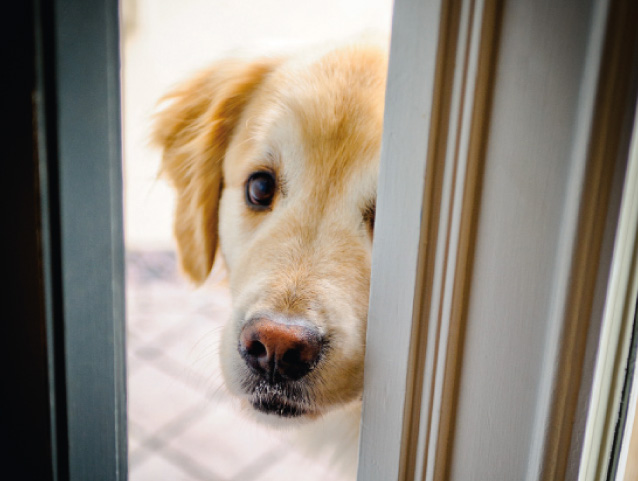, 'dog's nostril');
281,348,301,365
239,318,323,382
245,339,266,358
